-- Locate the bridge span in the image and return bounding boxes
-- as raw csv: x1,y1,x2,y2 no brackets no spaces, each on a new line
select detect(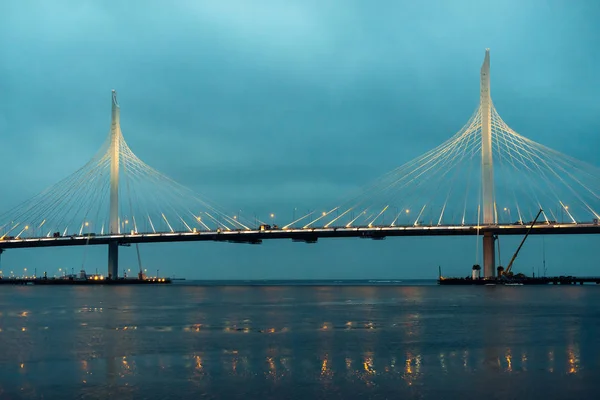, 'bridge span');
3,50,600,278
1,223,599,250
